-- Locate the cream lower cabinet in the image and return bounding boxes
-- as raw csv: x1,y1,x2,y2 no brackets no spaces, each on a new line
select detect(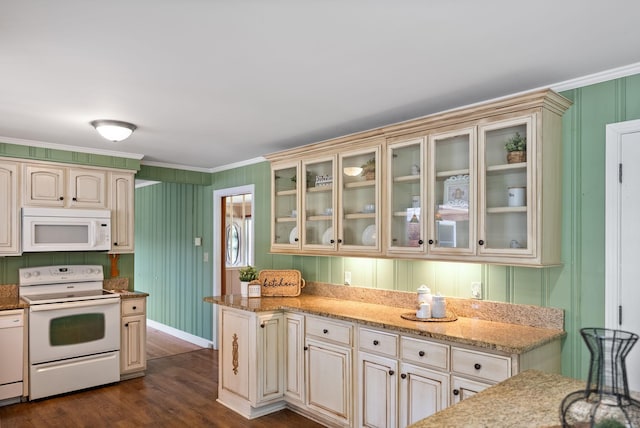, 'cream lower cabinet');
284,312,305,405
218,307,285,419
0,160,20,256
305,315,354,427
358,327,450,428
120,297,147,379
